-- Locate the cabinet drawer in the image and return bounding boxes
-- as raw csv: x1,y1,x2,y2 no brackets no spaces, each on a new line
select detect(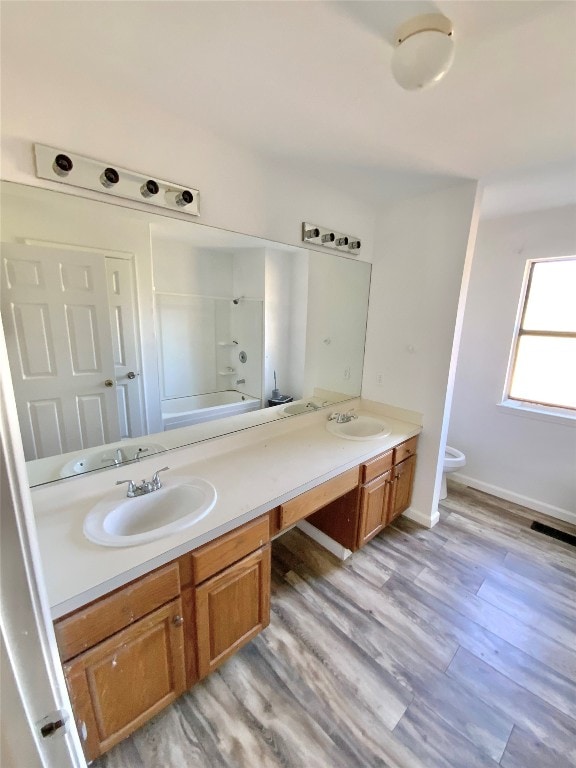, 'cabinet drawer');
190,515,269,585
278,467,359,530
393,436,418,464
55,562,181,663
361,449,394,484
